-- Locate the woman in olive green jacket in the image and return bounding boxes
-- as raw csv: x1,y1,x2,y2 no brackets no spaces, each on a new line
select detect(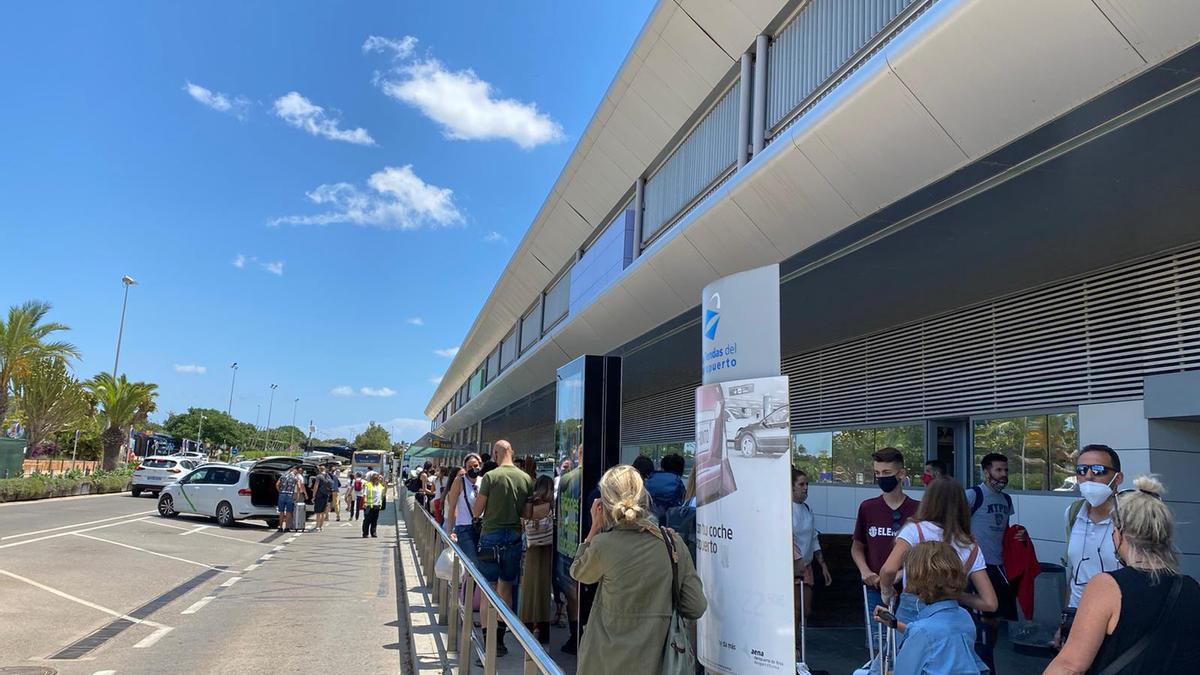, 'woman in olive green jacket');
570,465,707,675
